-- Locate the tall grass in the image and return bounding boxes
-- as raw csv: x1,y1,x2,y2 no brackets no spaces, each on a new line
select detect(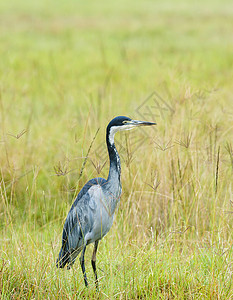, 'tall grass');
0,0,233,298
